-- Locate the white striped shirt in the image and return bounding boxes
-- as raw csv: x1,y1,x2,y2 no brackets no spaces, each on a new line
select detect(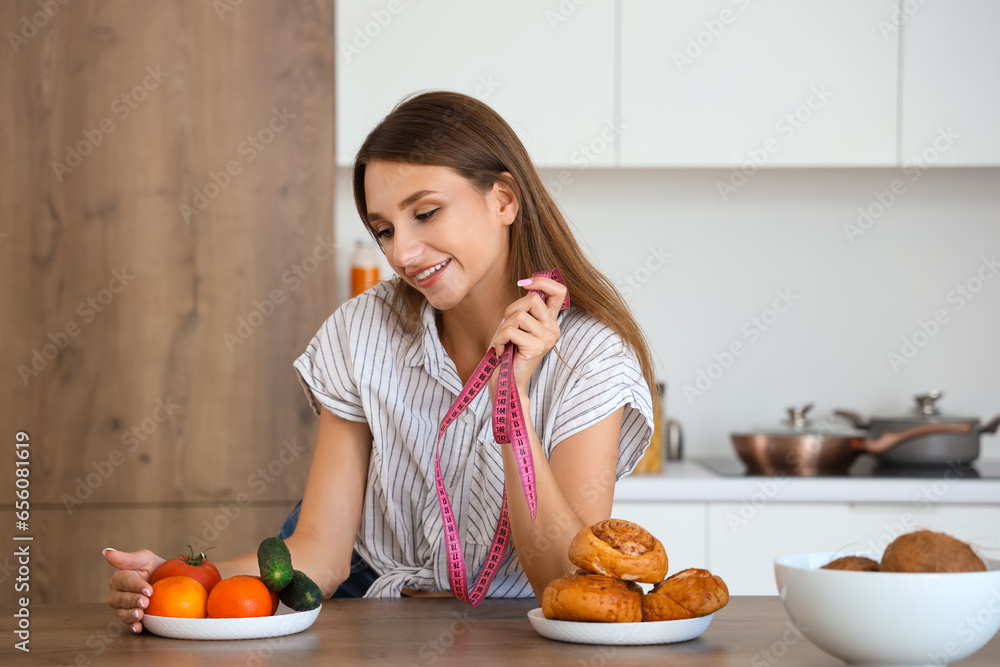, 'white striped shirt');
293,279,653,598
